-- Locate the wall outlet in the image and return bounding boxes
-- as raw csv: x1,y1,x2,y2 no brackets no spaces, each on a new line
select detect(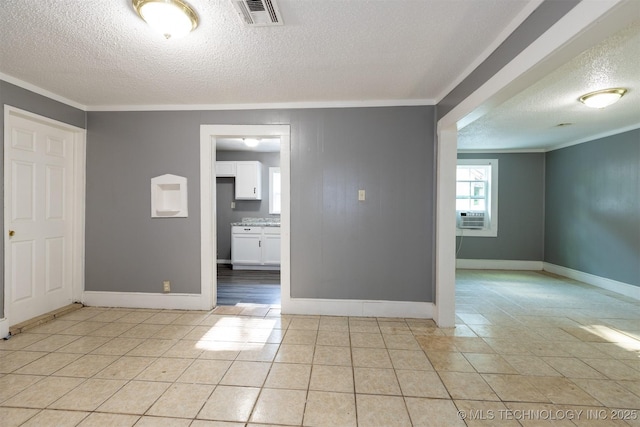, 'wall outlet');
358,189,366,201
231,201,236,209
163,280,171,293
